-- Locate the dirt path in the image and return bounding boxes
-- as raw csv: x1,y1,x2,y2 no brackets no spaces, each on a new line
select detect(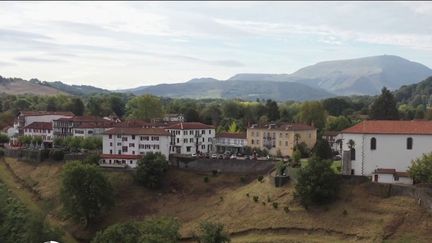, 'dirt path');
0,158,78,243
